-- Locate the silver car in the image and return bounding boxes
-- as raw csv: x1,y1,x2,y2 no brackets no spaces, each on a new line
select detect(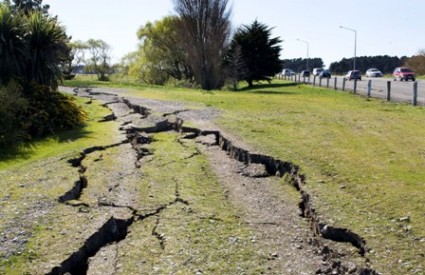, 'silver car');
366,68,383,77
